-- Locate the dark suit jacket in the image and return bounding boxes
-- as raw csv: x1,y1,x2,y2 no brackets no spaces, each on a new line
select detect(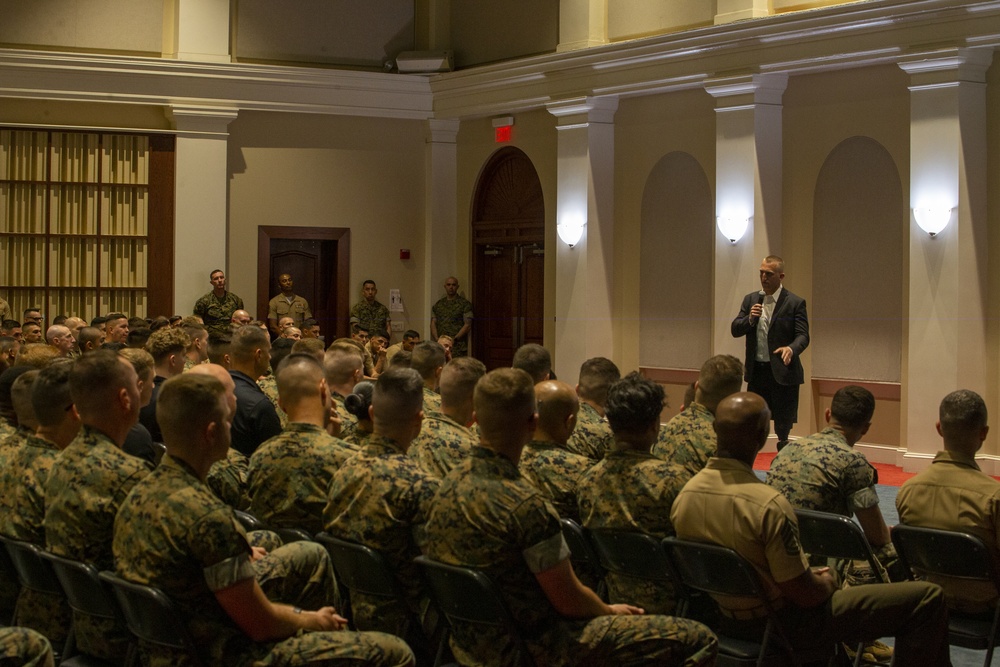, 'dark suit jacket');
731,288,809,386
